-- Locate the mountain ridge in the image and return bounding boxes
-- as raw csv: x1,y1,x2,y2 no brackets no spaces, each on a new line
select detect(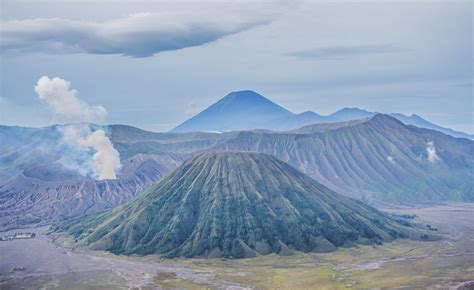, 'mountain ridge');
54,152,425,258
0,149,184,231
208,114,474,203
170,91,472,139
1,114,472,231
